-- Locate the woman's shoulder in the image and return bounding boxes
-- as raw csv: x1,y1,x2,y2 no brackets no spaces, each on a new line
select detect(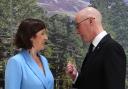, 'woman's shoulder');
8,52,24,63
